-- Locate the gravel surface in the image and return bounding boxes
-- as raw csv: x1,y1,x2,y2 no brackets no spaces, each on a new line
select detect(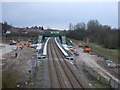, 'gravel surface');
75,46,120,85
